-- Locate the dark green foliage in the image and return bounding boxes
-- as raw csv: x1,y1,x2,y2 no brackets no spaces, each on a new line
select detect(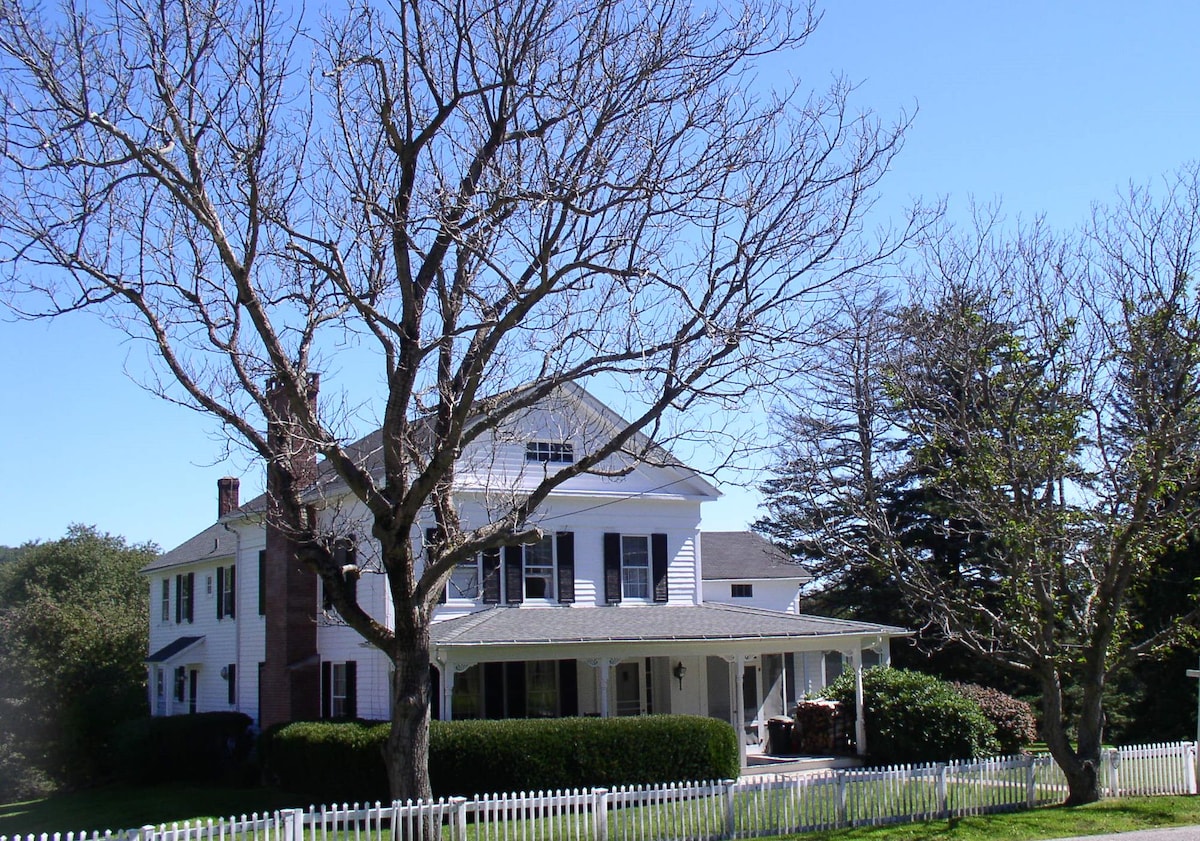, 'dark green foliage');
950,683,1038,754
262,715,738,800
111,713,255,785
826,667,999,764
259,721,390,803
0,526,155,796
